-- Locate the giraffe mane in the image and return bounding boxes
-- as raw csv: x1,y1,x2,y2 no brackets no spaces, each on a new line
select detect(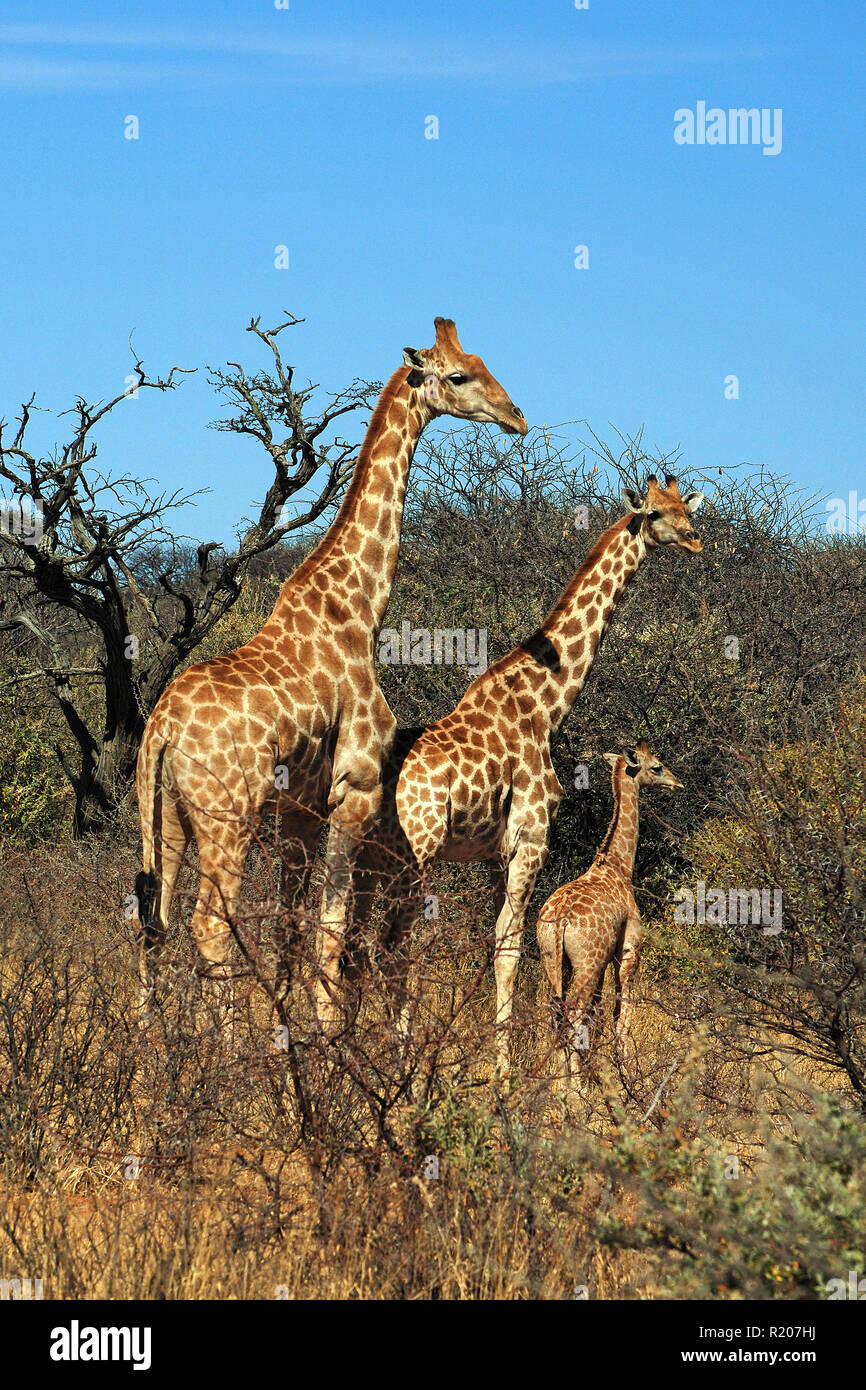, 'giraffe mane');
595,756,628,863
536,515,633,632
287,366,410,585
473,514,635,685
